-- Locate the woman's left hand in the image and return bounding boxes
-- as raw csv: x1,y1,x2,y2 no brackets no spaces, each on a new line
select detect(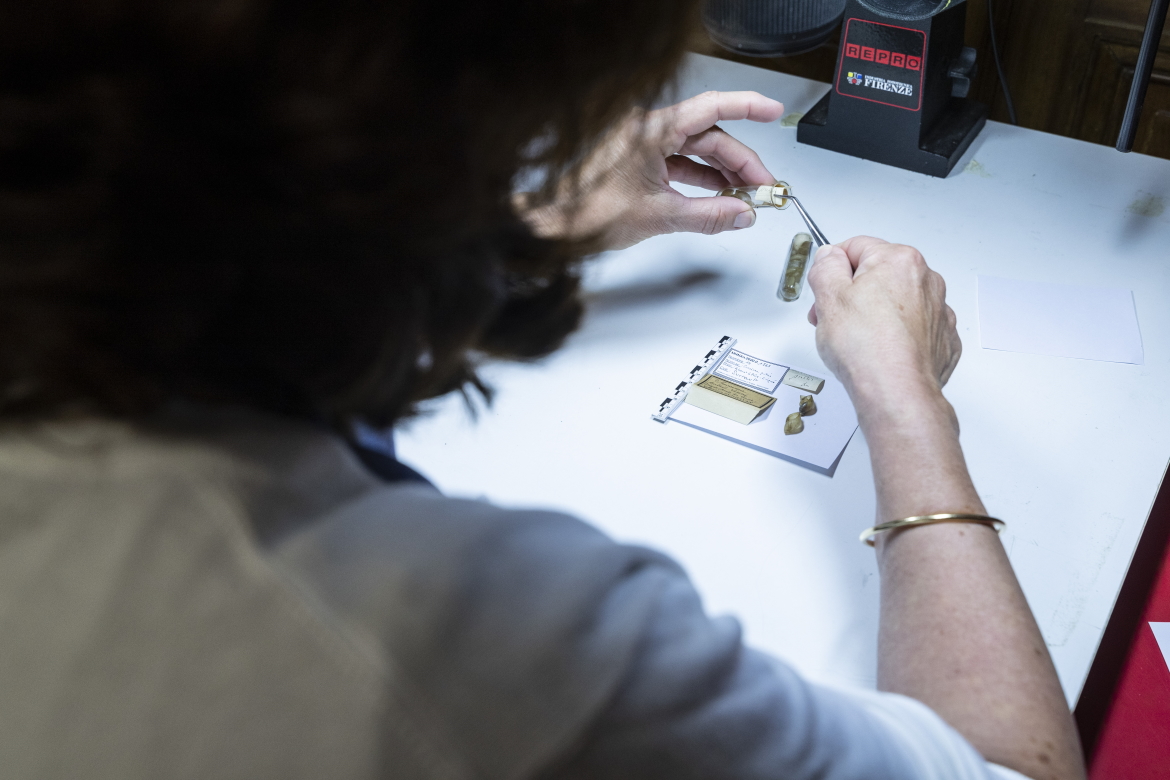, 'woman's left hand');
518,91,785,250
